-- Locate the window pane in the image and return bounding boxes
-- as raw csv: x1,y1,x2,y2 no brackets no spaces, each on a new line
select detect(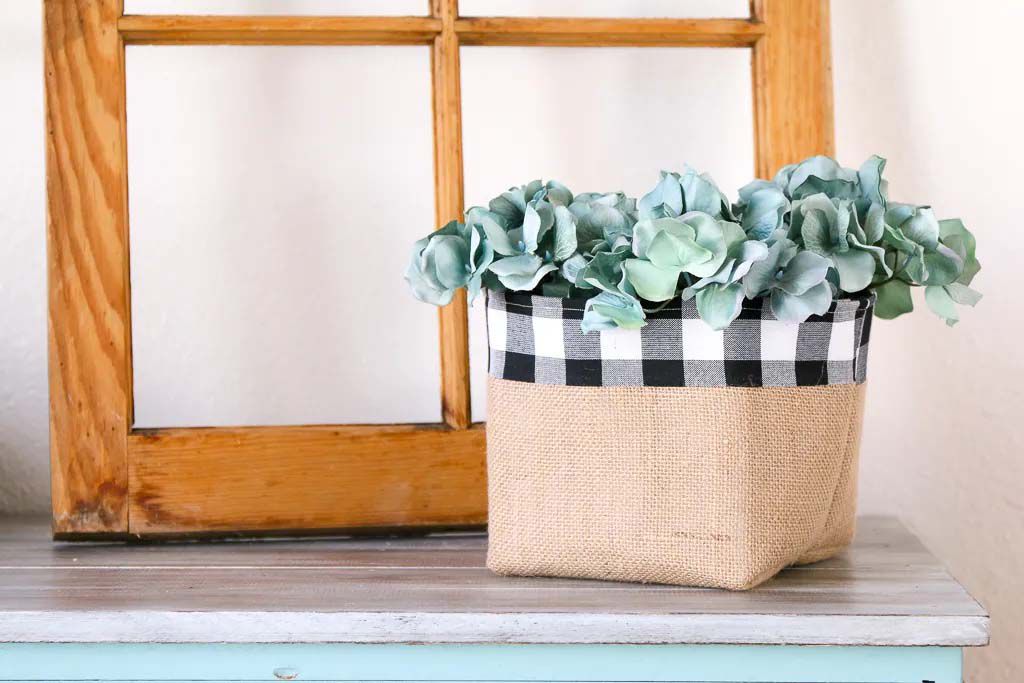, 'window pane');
128,46,438,427
124,0,424,15
462,47,755,420
460,0,747,18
